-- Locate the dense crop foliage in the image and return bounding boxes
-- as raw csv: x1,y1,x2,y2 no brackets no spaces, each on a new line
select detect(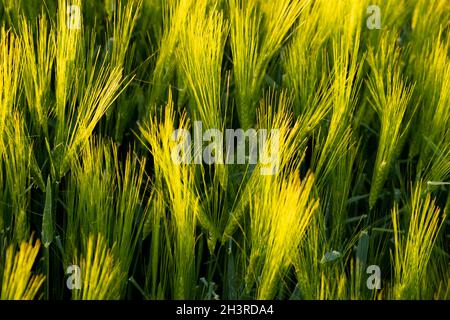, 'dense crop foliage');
0,0,449,300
